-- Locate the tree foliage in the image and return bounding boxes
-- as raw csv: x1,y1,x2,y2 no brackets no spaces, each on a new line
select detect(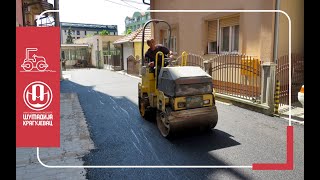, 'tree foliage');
99,30,109,36
66,27,73,44
126,28,132,35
